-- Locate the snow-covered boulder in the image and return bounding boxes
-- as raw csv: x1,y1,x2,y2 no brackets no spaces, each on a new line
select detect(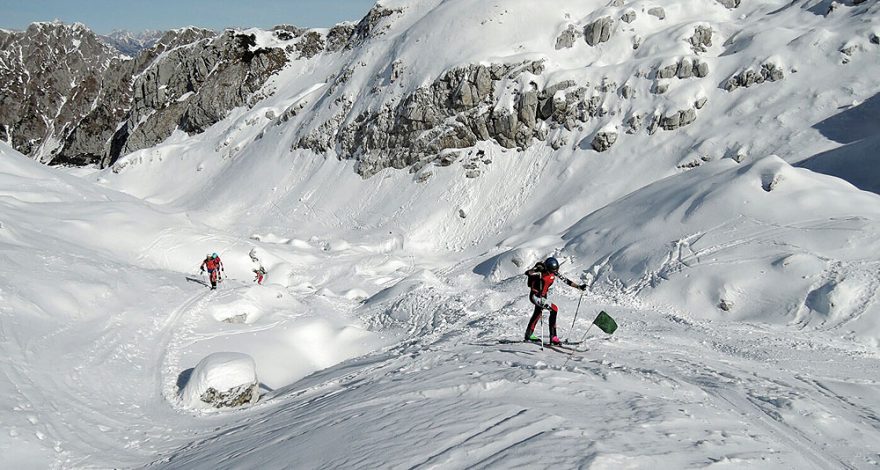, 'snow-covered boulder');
180,353,259,409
